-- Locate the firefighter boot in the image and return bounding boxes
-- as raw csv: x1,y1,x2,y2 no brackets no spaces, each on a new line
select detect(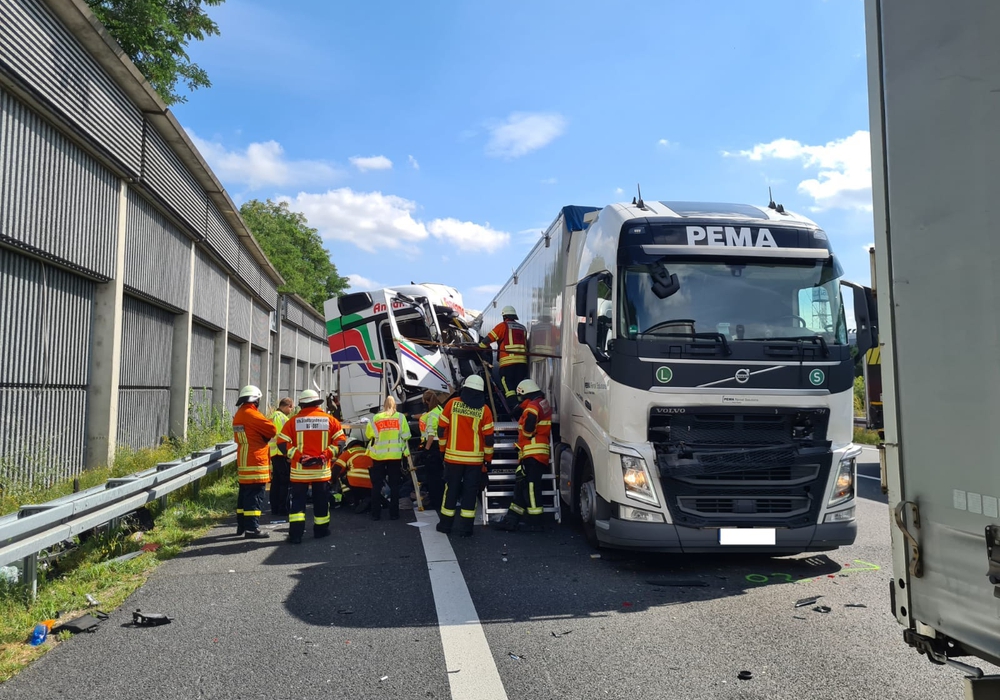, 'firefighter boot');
498,511,521,532
436,512,454,534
